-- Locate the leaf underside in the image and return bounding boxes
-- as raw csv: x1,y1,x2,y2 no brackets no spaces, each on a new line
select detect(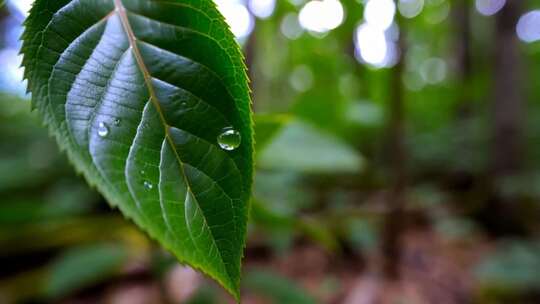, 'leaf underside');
21,0,253,299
